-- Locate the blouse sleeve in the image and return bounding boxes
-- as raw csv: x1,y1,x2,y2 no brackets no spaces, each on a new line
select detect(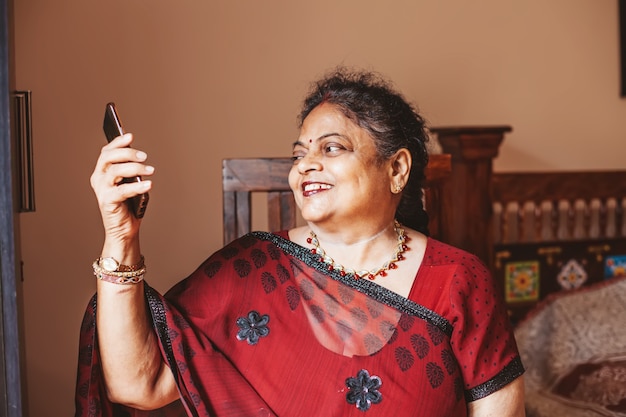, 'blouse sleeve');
448,252,525,401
